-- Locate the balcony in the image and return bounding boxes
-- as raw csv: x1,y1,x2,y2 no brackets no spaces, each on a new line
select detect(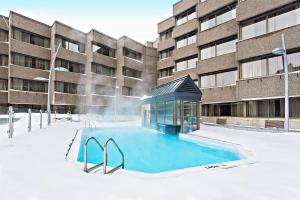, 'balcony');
237,72,300,100
158,17,175,34
158,57,175,70
118,56,144,72
237,0,296,22
173,0,198,16
118,36,144,54
197,53,237,75
10,39,51,60
9,90,47,105
10,12,51,38
10,64,49,80
173,18,198,39
92,52,117,68
91,95,114,106
158,38,175,52
201,85,237,104
57,47,86,65
237,24,300,61
55,71,86,84
173,44,198,61
197,19,238,46
123,76,143,88
54,92,86,105
53,22,86,44
91,73,116,87
197,0,237,18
